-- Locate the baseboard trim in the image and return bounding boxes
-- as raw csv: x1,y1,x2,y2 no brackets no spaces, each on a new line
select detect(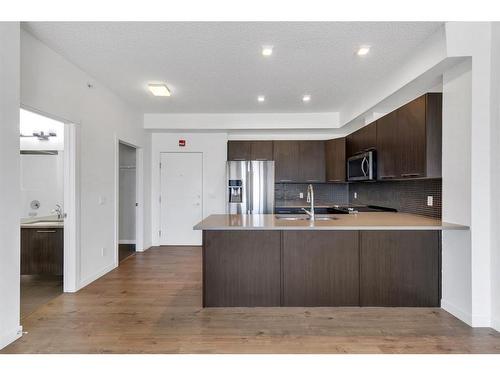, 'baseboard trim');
441,299,472,326
0,325,23,350
78,263,116,290
471,314,492,327
119,240,136,245
492,318,500,332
